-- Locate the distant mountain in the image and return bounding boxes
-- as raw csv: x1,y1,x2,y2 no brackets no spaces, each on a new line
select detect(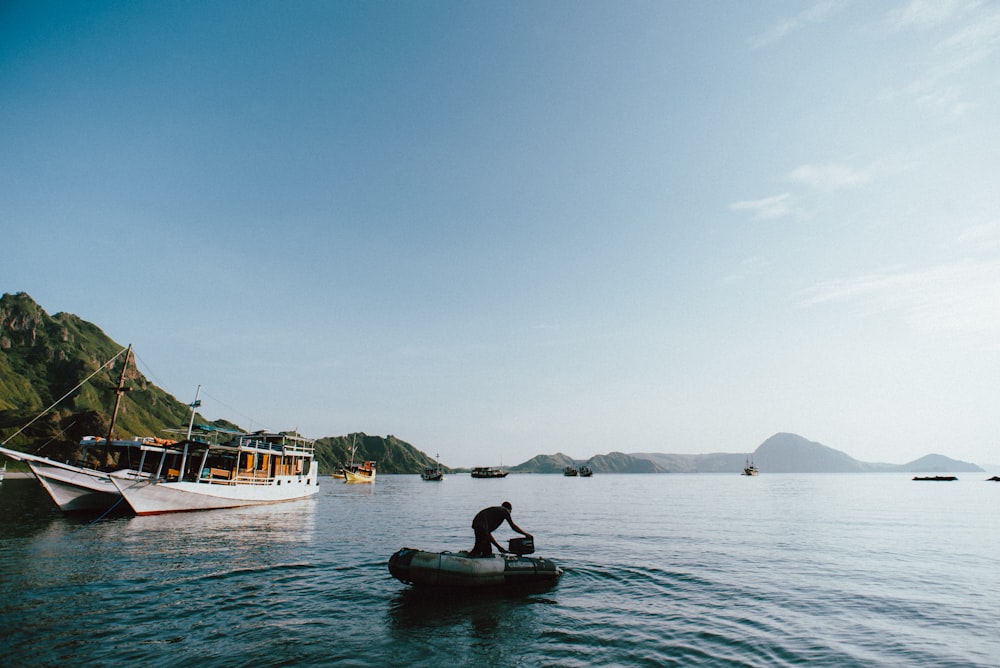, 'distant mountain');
511,452,578,474
752,433,873,473
511,432,984,473
899,453,981,473
0,292,439,474
510,451,664,473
